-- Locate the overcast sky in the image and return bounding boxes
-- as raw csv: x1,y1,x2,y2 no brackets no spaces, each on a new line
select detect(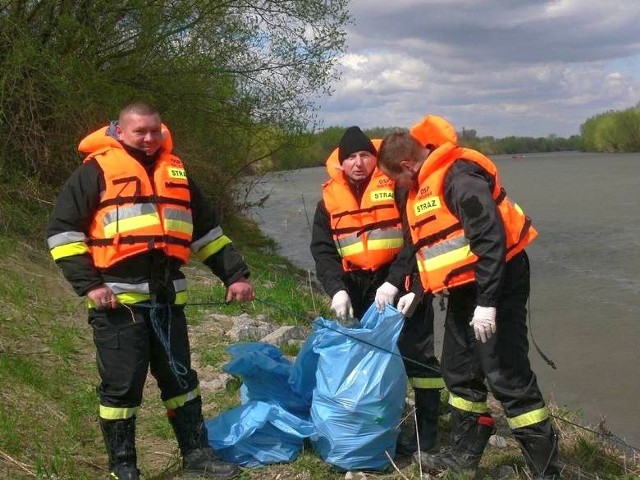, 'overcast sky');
315,0,640,138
